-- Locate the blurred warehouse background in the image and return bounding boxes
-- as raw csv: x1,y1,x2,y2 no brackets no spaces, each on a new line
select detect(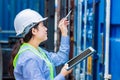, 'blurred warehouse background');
0,0,120,80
